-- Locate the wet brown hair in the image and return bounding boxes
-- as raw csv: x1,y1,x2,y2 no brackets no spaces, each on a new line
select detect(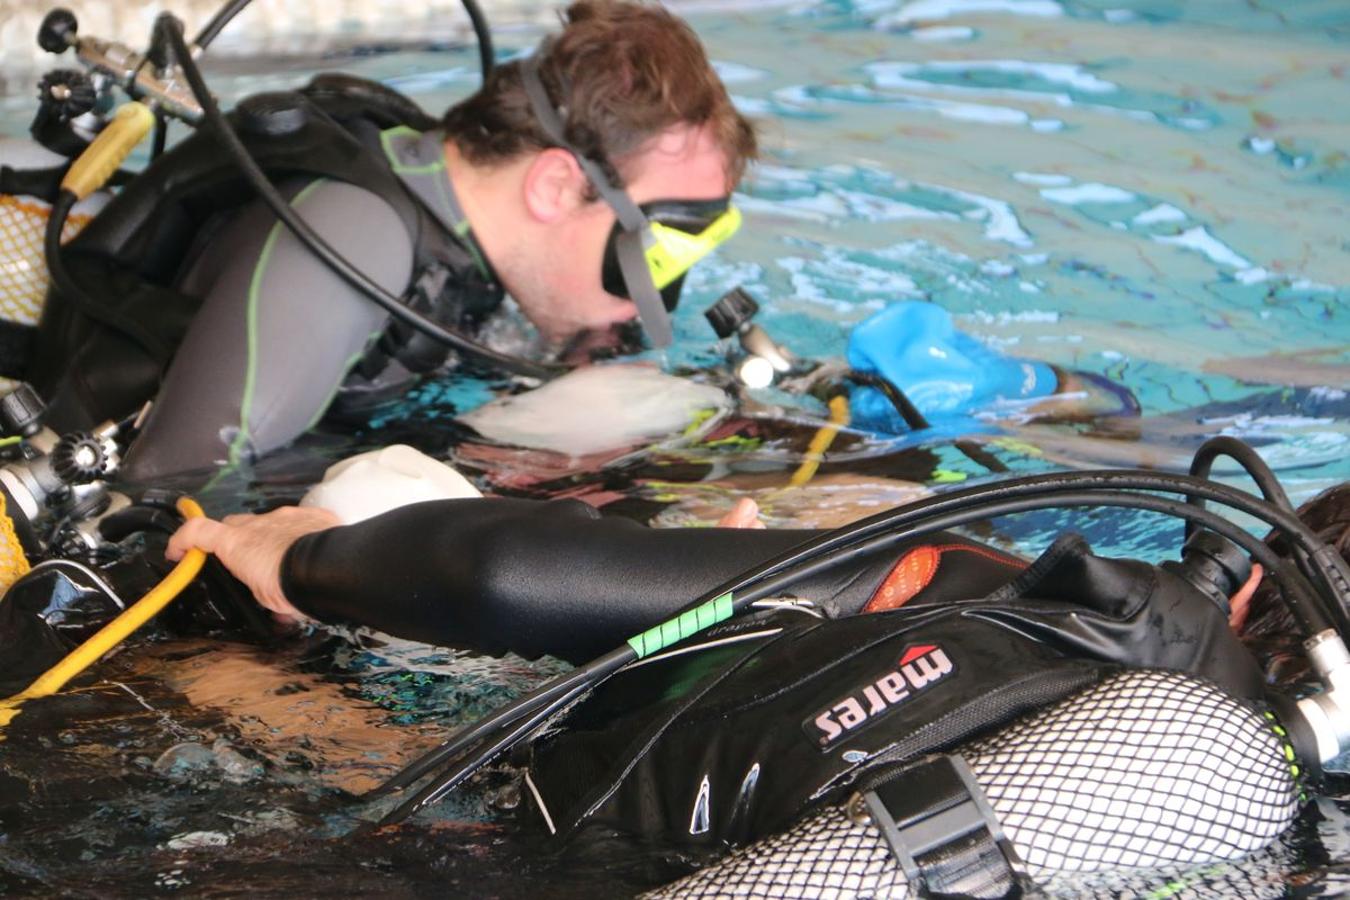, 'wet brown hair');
442,0,757,191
